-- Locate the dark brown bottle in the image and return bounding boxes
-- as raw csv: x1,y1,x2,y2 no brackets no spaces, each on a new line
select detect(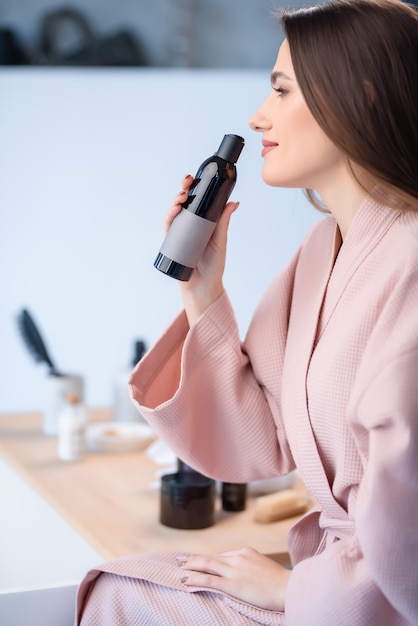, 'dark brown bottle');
154,134,245,281
221,482,247,512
